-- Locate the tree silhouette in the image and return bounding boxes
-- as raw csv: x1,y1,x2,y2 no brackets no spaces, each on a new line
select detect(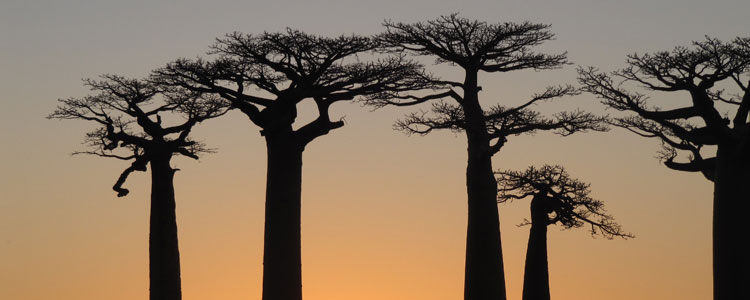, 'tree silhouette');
368,14,605,300
152,29,429,300
578,37,750,299
48,75,227,300
497,165,632,300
